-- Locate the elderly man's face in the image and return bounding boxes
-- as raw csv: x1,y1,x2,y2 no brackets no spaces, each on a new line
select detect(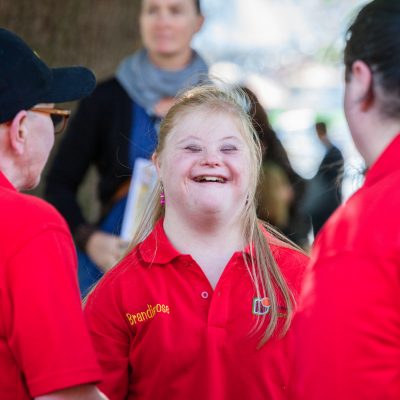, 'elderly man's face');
22,104,55,190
